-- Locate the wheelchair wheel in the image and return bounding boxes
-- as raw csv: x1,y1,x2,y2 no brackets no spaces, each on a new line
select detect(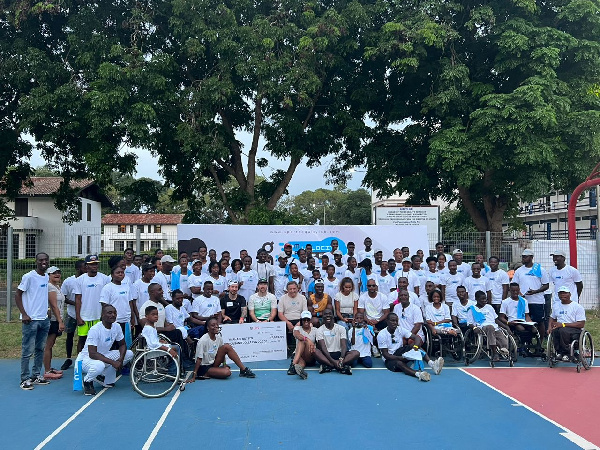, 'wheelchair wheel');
464,328,482,366
446,329,464,361
422,325,434,357
131,349,181,398
579,331,594,370
547,332,555,368
507,333,518,366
